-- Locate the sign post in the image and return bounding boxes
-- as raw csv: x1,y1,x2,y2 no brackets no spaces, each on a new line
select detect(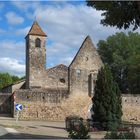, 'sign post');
15,104,22,123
